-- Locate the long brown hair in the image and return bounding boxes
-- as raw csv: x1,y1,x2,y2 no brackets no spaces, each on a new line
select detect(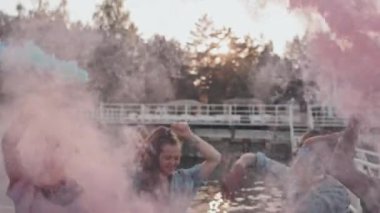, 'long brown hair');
135,126,181,195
